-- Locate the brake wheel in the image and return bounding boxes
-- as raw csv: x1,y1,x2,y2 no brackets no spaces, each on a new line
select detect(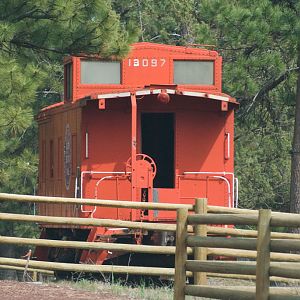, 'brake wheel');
125,154,157,178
